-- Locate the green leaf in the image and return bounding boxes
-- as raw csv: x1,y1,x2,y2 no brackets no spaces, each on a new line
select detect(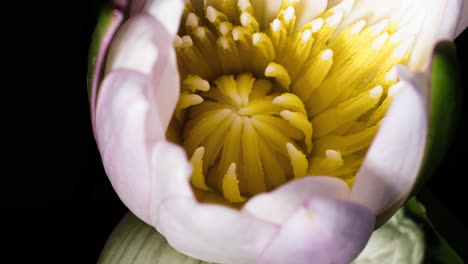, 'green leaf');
98,212,215,264
405,196,466,263
412,41,461,196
